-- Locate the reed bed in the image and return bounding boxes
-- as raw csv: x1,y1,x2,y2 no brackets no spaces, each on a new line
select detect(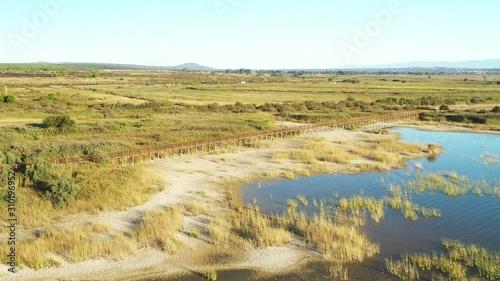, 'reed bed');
386,239,500,281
